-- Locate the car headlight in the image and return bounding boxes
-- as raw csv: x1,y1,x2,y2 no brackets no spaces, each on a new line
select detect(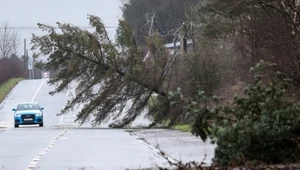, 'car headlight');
15,114,21,117
36,113,42,116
